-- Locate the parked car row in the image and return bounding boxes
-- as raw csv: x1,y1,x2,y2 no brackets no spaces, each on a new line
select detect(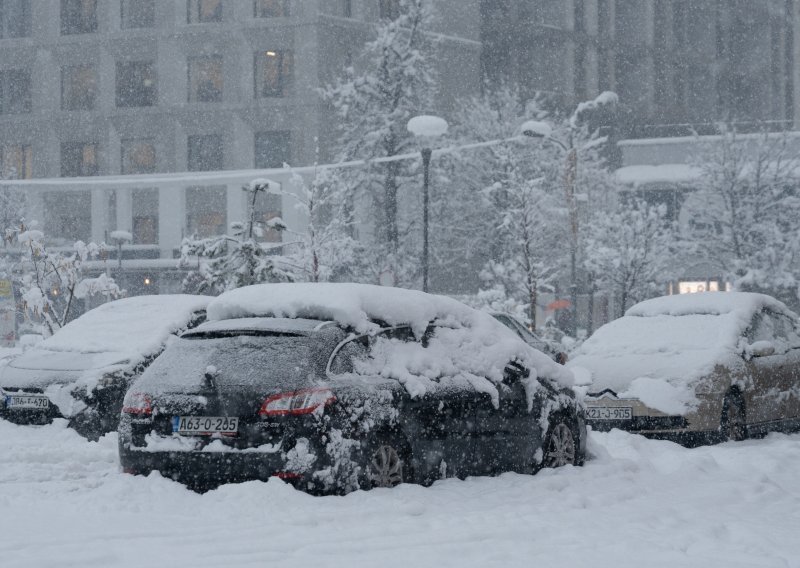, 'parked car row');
3,285,799,493
1,283,585,494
